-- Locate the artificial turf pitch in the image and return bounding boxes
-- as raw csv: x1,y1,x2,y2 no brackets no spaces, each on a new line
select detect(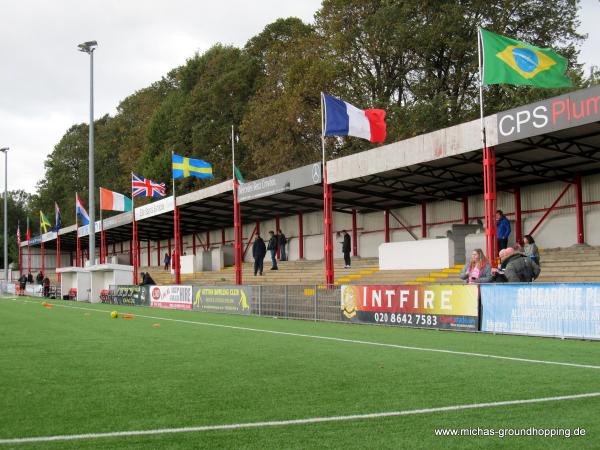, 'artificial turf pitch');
0,296,599,449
